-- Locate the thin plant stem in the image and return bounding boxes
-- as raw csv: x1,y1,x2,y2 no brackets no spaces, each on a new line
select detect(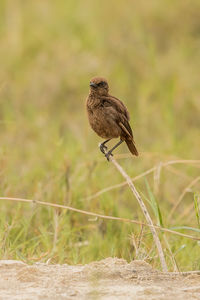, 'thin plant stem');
108,156,168,272
85,160,200,202
0,197,199,241
169,176,200,219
